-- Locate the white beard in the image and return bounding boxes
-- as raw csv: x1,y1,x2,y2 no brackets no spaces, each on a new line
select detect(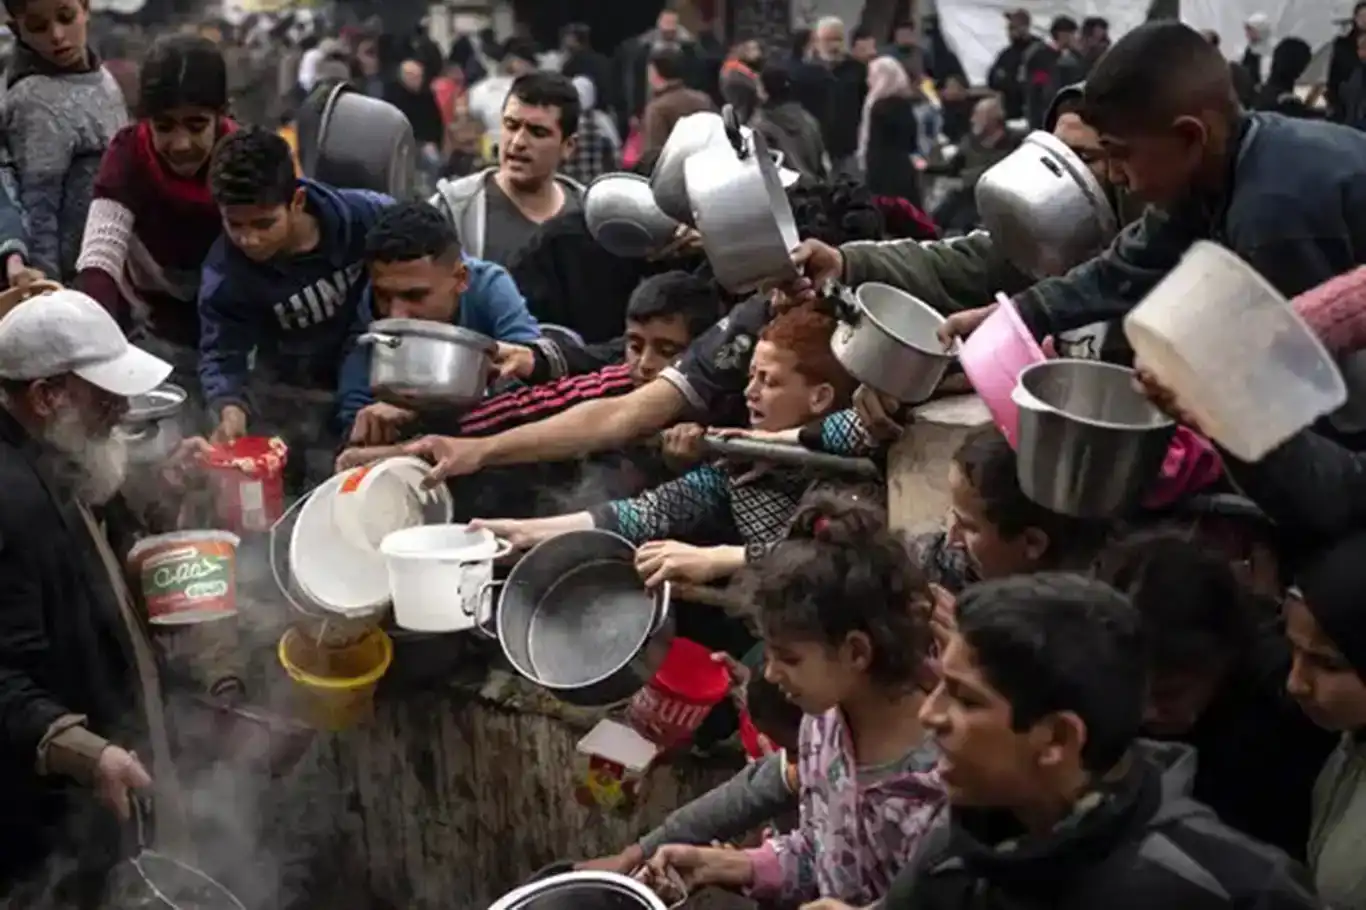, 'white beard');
44,409,130,506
